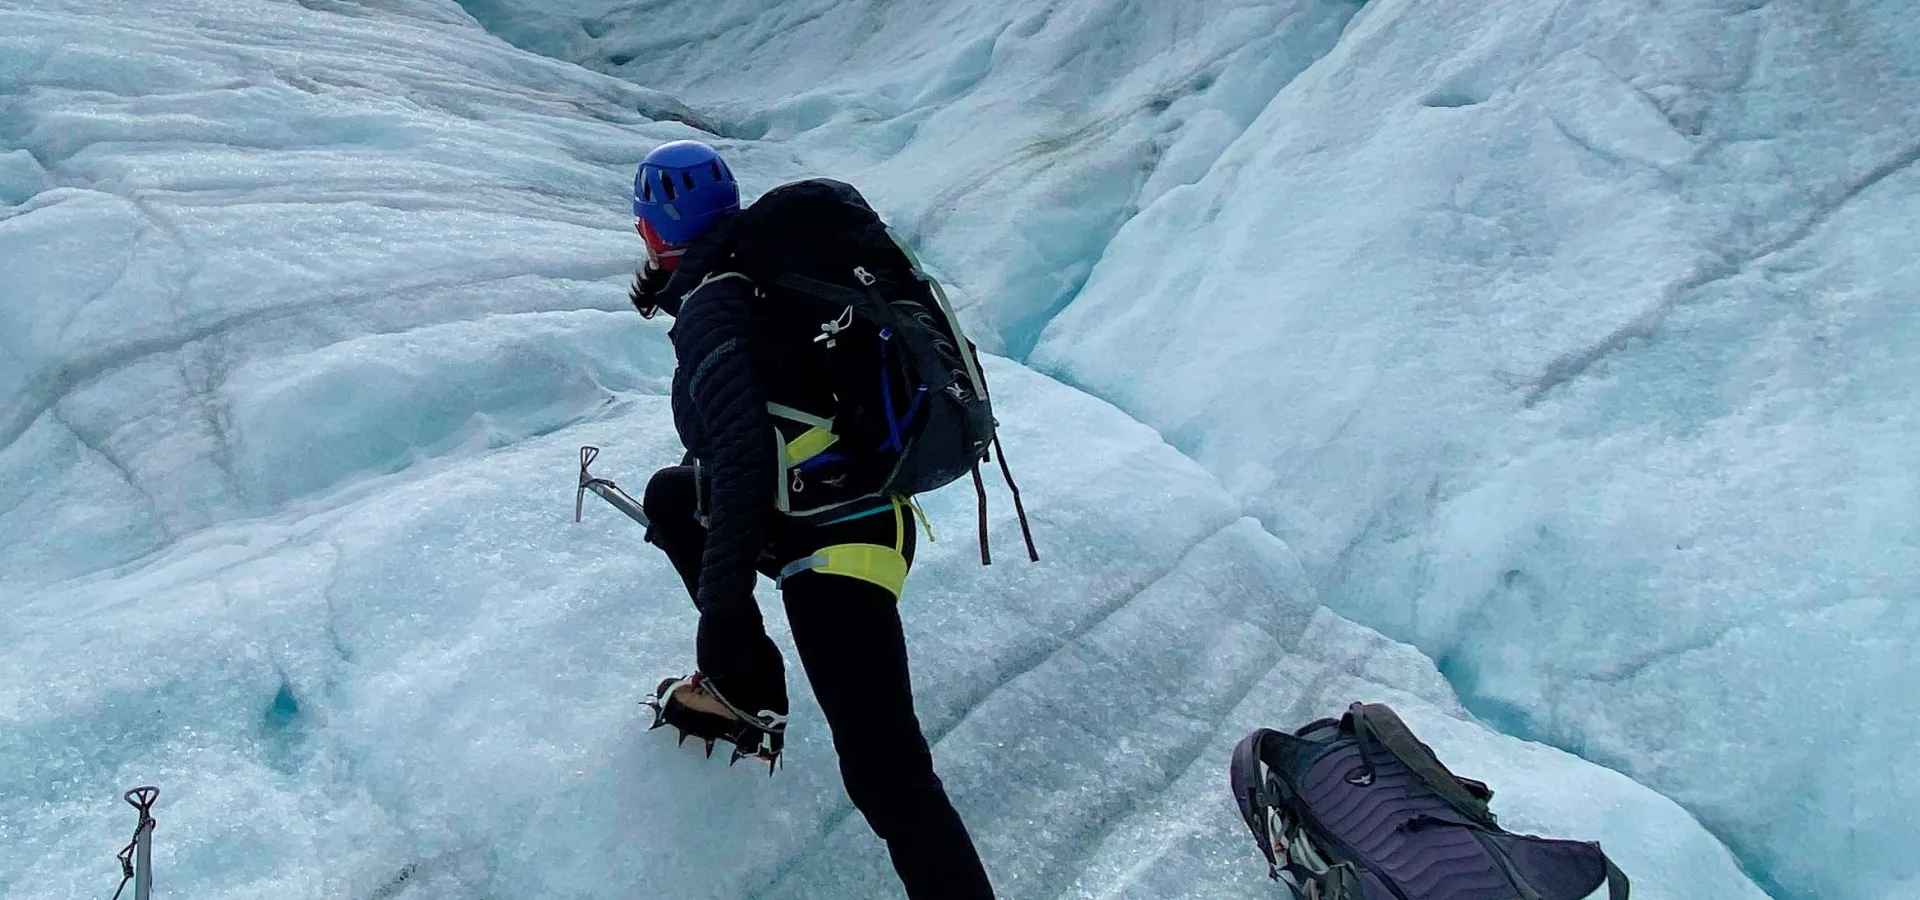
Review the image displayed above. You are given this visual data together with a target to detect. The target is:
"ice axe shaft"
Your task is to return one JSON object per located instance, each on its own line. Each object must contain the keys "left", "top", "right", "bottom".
{"left": 111, "top": 786, "right": 158, "bottom": 900}
{"left": 575, "top": 446, "right": 649, "bottom": 528}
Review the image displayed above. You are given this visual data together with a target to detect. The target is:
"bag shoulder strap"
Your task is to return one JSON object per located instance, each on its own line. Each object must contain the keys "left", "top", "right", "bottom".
{"left": 1349, "top": 702, "right": 1497, "bottom": 826}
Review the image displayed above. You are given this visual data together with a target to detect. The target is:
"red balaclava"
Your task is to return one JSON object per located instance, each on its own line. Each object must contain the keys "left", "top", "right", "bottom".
{"left": 637, "top": 218, "right": 688, "bottom": 271}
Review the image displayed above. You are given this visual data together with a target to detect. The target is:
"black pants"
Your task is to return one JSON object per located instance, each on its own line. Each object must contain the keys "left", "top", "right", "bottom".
{"left": 642, "top": 466, "right": 996, "bottom": 900}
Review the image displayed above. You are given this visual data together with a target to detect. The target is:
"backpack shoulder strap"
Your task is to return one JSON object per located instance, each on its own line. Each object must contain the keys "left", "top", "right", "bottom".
{"left": 682, "top": 270, "right": 754, "bottom": 303}
{"left": 1349, "top": 703, "right": 1497, "bottom": 826}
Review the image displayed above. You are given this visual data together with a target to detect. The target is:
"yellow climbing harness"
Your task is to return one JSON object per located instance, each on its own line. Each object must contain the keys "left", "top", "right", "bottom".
{"left": 776, "top": 496, "right": 923, "bottom": 598}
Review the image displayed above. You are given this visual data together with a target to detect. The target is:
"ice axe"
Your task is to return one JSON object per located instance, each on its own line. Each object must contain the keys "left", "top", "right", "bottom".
{"left": 574, "top": 445, "right": 649, "bottom": 527}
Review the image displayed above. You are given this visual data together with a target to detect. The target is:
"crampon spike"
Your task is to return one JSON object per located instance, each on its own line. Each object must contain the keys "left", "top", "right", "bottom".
{"left": 677, "top": 729, "right": 689, "bottom": 747}
{"left": 704, "top": 739, "right": 716, "bottom": 759}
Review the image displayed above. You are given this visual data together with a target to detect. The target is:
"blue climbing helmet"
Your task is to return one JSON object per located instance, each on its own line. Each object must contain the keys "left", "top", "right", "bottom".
{"left": 632, "top": 140, "right": 739, "bottom": 266}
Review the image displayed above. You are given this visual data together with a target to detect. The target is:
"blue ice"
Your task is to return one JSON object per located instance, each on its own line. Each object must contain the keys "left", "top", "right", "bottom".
{"left": 7, "top": 1, "right": 1894, "bottom": 899}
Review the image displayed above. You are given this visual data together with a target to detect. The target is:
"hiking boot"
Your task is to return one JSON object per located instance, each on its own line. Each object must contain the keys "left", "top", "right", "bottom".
{"left": 644, "top": 672, "right": 787, "bottom": 774}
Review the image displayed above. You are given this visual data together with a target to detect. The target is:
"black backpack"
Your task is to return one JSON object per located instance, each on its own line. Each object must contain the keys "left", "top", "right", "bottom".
{"left": 711, "top": 178, "right": 1036, "bottom": 563}
{"left": 1231, "top": 702, "right": 1631, "bottom": 900}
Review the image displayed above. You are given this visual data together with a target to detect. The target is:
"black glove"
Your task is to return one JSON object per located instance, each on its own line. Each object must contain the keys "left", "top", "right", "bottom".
{"left": 629, "top": 261, "right": 672, "bottom": 317}
{"left": 696, "top": 607, "right": 787, "bottom": 717}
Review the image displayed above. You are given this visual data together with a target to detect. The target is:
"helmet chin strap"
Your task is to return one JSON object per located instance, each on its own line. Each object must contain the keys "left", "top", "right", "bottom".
{"left": 653, "top": 247, "right": 686, "bottom": 270}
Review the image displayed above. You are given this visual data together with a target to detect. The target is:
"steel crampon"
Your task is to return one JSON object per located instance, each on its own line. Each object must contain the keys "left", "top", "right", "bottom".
{"left": 643, "top": 675, "right": 784, "bottom": 776}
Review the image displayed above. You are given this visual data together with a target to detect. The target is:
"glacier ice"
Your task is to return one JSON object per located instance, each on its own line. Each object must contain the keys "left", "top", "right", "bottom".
{"left": 475, "top": 1, "right": 1920, "bottom": 898}
{"left": 464, "top": 0, "right": 1372, "bottom": 358}
{"left": 1022, "top": 4, "right": 1920, "bottom": 899}
{"left": 0, "top": 0, "right": 1873, "bottom": 898}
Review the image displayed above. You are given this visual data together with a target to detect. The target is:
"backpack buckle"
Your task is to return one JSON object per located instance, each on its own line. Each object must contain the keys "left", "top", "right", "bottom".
{"left": 853, "top": 266, "right": 877, "bottom": 286}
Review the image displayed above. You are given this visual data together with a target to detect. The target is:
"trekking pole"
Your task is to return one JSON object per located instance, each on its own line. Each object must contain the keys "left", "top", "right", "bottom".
{"left": 110, "top": 786, "right": 158, "bottom": 900}
{"left": 575, "top": 446, "right": 649, "bottom": 527}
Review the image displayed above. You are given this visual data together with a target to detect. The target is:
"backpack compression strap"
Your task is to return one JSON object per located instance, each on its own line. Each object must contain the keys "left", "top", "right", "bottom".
{"left": 1600, "top": 856, "right": 1631, "bottom": 900}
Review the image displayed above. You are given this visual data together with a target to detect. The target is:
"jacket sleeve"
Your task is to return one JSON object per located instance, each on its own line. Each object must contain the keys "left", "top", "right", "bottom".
{"left": 682, "top": 282, "right": 776, "bottom": 622}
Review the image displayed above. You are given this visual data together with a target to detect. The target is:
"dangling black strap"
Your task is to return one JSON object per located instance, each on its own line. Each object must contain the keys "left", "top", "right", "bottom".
{"left": 992, "top": 433, "right": 1039, "bottom": 562}
{"left": 971, "top": 462, "right": 991, "bottom": 565}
